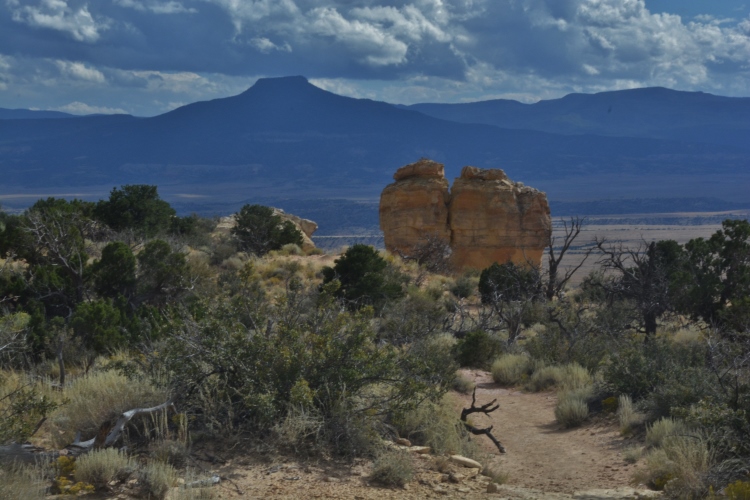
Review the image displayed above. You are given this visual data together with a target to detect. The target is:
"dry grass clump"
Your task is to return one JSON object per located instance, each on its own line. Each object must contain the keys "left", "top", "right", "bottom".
{"left": 452, "top": 372, "right": 476, "bottom": 394}
{"left": 49, "top": 370, "right": 168, "bottom": 448}
{"left": 491, "top": 354, "right": 531, "bottom": 386}
{"left": 554, "top": 386, "right": 593, "bottom": 428}
{"left": 636, "top": 433, "right": 713, "bottom": 495}
{"left": 394, "top": 394, "right": 478, "bottom": 458}
{"left": 524, "top": 363, "right": 592, "bottom": 392}
{"left": 0, "top": 465, "right": 47, "bottom": 500}
{"left": 646, "top": 417, "right": 687, "bottom": 449}
{"left": 370, "top": 449, "right": 414, "bottom": 488}
{"left": 273, "top": 405, "right": 325, "bottom": 454}
{"left": 151, "top": 439, "right": 189, "bottom": 467}
{"left": 75, "top": 448, "right": 136, "bottom": 487}
{"left": 617, "top": 395, "right": 645, "bottom": 435}
{"left": 482, "top": 466, "right": 510, "bottom": 485}
{"left": 138, "top": 460, "right": 178, "bottom": 499}
{"left": 622, "top": 445, "right": 644, "bottom": 464}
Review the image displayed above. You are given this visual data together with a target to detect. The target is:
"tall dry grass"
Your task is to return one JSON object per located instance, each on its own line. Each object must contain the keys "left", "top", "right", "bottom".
{"left": 48, "top": 370, "right": 168, "bottom": 447}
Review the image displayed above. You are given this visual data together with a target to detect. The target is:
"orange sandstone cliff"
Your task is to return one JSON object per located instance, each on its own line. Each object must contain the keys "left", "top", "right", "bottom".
{"left": 379, "top": 159, "right": 452, "bottom": 255}
{"left": 379, "top": 160, "right": 551, "bottom": 270}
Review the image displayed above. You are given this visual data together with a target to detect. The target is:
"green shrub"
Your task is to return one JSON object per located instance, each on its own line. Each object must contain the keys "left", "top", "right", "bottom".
{"left": 231, "top": 205, "right": 303, "bottom": 256}
{"left": 75, "top": 448, "right": 136, "bottom": 487}
{"left": 725, "top": 480, "right": 750, "bottom": 500}
{"left": 454, "top": 330, "right": 504, "bottom": 368}
{"left": 646, "top": 418, "right": 687, "bottom": 449}
{"left": 138, "top": 461, "right": 178, "bottom": 499}
{"left": 555, "top": 386, "right": 592, "bottom": 428}
{"left": 617, "top": 395, "right": 644, "bottom": 435}
{"left": 370, "top": 449, "right": 414, "bottom": 488}
{"left": 321, "top": 244, "right": 404, "bottom": 310}
{"left": 478, "top": 261, "right": 541, "bottom": 304}
{"left": 604, "top": 338, "right": 711, "bottom": 416}
{"left": 491, "top": 354, "right": 531, "bottom": 386}
{"left": 450, "top": 275, "right": 476, "bottom": 299}
{"left": 94, "top": 185, "right": 175, "bottom": 237}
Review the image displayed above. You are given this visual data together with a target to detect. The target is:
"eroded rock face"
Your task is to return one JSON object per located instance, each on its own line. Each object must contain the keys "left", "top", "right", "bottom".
{"left": 379, "top": 159, "right": 451, "bottom": 255}
{"left": 379, "top": 160, "right": 551, "bottom": 270}
{"left": 450, "top": 166, "right": 551, "bottom": 270}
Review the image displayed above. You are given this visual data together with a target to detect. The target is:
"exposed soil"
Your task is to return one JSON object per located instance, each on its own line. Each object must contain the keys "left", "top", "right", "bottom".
{"left": 161, "top": 370, "right": 655, "bottom": 500}
{"left": 454, "top": 369, "right": 641, "bottom": 494}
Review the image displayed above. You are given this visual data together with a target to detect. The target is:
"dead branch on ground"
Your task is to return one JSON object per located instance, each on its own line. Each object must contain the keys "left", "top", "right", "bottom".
{"left": 460, "top": 388, "right": 506, "bottom": 453}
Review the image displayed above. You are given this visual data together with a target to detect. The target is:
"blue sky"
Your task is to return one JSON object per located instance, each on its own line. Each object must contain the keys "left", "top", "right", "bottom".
{"left": 1, "top": 0, "right": 749, "bottom": 115}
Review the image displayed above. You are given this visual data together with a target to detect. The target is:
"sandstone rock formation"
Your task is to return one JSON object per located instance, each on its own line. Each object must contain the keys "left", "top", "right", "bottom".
{"left": 379, "top": 159, "right": 451, "bottom": 255}
{"left": 379, "top": 160, "right": 551, "bottom": 270}
{"left": 272, "top": 208, "right": 318, "bottom": 251}
{"left": 450, "top": 166, "right": 551, "bottom": 270}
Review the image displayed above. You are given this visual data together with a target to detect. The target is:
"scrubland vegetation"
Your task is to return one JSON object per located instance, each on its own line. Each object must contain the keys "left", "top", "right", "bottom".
{"left": 1, "top": 186, "right": 749, "bottom": 498}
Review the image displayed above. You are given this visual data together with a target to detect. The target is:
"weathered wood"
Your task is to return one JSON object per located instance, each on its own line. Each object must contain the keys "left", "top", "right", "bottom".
{"left": 0, "top": 398, "right": 176, "bottom": 463}
{"left": 103, "top": 399, "right": 176, "bottom": 447}
{"left": 460, "top": 388, "right": 506, "bottom": 454}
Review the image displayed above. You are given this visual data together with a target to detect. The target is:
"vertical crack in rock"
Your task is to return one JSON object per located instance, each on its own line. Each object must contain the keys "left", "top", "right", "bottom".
{"left": 379, "top": 159, "right": 552, "bottom": 270}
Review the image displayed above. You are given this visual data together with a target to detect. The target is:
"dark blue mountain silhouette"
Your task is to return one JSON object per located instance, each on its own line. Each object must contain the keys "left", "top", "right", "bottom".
{"left": 1, "top": 77, "right": 747, "bottom": 203}
{"left": 402, "top": 87, "right": 750, "bottom": 150}
{"left": 0, "top": 108, "right": 76, "bottom": 119}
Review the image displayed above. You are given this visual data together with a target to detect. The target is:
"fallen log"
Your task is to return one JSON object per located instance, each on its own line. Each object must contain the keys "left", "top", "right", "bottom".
{"left": 0, "top": 398, "right": 176, "bottom": 464}
{"left": 460, "top": 388, "right": 506, "bottom": 454}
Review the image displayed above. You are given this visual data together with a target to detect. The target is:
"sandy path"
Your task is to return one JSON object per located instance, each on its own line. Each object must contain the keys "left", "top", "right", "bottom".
{"left": 457, "top": 369, "right": 638, "bottom": 495}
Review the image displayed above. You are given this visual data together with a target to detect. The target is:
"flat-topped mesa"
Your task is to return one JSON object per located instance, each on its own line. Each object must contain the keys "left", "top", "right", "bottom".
{"left": 379, "top": 160, "right": 552, "bottom": 270}
{"left": 450, "top": 165, "right": 551, "bottom": 270}
{"left": 379, "top": 159, "right": 452, "bottom": 255}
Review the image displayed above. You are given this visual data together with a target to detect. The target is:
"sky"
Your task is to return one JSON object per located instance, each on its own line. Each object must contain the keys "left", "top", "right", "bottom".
{"left": 1, "top": 0, "right": 749, "bottom": 116}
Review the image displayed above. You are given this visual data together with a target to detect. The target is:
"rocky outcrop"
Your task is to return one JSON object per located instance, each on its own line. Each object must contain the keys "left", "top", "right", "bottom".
{"left": 379, "top": 160, "right": 551, "bottom": 270}
{"left": 216, "top": 208, "right": 318, "bottom": 251}
{"left": 379, "top": 159, "right": 451, "bottom": 255}
{"left": 450, "top": 166, "right": 551, "bottom": 270}
{"left": 272, "top": 208, "right": 318, "bottom": 251}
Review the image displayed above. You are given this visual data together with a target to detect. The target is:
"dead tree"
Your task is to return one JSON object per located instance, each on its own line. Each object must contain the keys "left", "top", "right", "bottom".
{"left": 460, "top": 388, "right": 506, "bottom": 453}
{"left": 396, "top": 233, "right": 453, "bottom": 285}
{"left": 546, "top": 217, "right": 593, "bottom": 301}
{"left": 595, "top": 238, "right": 674, "bottom": 337}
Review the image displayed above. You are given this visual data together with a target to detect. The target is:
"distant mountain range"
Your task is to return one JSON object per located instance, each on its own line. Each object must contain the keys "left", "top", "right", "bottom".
{"left": 0, "top": 108, "right": 76, "bottom": 120}
{"left": 401, "top": 87, "right": 750, "bottom": 151}
{"left": 1, "top": 76, "right": 748, "bottom": 215}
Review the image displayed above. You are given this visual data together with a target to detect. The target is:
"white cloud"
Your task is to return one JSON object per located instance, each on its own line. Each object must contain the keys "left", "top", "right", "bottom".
{"left": 309, "top": 7, "right": 409, "bottom": 66}
{"left": 249, "top": 37, "right": 292, "bottom": 53}
{"left": 9, "top": 0, "right": 110, "bottom": 42}
{"left": 114, "top": 0, "right": 197, "bottom": 15}
{"left": 55, "top": 60, "right": 105, "bottom": 82}
{"left": 54, "top": 101, "right": 128, "bottom": 114}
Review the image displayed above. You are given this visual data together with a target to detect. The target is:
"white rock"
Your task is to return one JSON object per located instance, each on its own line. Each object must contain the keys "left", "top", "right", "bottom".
{"left": 449, "top": 455, "right": 482, "bottom": 469}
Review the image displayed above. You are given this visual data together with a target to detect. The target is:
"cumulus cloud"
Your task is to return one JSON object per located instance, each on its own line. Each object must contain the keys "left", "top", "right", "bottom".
{"left": 53, "top": 101, "right": 128, "bottom": 114}
{"left": 8, "top": 0, "right": 110, "bottom": 42}
{"left": 55, "top": 60, "right": 105, "bottom": 82}
{"left": 249, "top": 37, "right": 292, "bottom": 53}
{"left": 1, "top": 0, "right": 749, "bottom": 114}
{"left": 114, "top": 0, "right": 197, "bottom": 15}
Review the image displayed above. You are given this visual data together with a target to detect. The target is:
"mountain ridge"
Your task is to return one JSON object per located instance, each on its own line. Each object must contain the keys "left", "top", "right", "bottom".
{"left": 1, "top": 77, "right": 748, "bottom": 208}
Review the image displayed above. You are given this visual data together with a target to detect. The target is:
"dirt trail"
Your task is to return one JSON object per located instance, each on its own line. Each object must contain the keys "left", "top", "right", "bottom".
{"left": 457, "top": 369, "right": 639, "bottom": 495}
{"left": 182, "top": 370, "right": 652, "bottom": 500}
